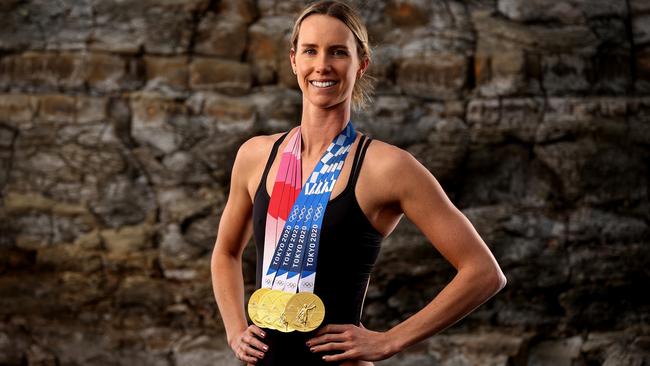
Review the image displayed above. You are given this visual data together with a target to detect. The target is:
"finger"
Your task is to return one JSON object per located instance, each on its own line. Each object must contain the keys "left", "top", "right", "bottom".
{"left": 242, "top": 333, "right": 268, "bottom": 353}
{"left": 308, "top": 332, "right": 349, "bottom": 346}
{"left": 241, "top": 343, "right": 266, "bottom": 359}
{"left": 237, "top": 349, "right": 258, "bottom": 364}
{"left": 322, "top": 349, "right": 357, "bottom": 362}
{"left": 248, "top": 324, "right": 266, "bottom": 339}
{"left": 310, "top": 341, "right": 349, "bottom": 353}
{"left": 315, "top": 324, "right": 350, "bottom": 336}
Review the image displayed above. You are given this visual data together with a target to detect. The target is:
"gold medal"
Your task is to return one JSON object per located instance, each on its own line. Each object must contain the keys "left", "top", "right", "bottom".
{"left": 248, "top": 288, "right": 270, "bottom": 327}
{"left": 257, "top": 289, "right": 283, "bottom": 328}
{"left": 270, "top": 292, "right": 294, "bottom": 332}
{"left": 285, "top": 292, "right": 325, "bottom": 332}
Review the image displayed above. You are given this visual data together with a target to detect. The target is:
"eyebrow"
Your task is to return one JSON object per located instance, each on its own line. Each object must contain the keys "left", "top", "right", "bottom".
{"left": 300, "top": 43, "right": 349, "bottom": 49}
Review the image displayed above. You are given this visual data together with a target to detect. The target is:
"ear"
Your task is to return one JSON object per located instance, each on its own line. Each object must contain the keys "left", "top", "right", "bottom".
{"left": 358, "top": 56, "right": 370, "bottom": 78}
{"left": 290, "top": 48, "right": 297, "bottom": 73}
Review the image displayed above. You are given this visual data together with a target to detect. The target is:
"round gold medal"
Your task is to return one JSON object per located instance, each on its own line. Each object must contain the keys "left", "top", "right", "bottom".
{"left": 248, "top": 288, "right": 270, "bottom": 328}
{"left": 270, "top": 292, "right": 294, "bottom": 332}
{"left": 285, "top": 292, "right": 325, "bottom": 332}
{"left": 257, "top": 289, "right": 284, "bottom": 328}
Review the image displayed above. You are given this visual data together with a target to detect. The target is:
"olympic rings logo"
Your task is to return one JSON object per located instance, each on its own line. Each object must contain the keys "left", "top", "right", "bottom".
{"left": 314, "top": 204, "right": 323, "bottom": 220}
{"left": 290, "top": 206, "right": 299, "bottom": 221}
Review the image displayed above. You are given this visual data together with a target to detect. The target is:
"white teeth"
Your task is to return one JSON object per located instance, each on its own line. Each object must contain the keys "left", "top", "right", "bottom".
{"left": 311, "top": 80, "right": 337, "bottom": 88}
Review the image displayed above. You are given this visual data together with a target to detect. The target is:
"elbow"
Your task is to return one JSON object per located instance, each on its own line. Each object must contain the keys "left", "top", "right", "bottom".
{"left": 491, "top": 268, "right": 507, "bottom": 293}
{"left": 496, "top": 271, "right": 507, "bottom": 292}
{"left": 472, "top": 265, "right": 507, "bottom": 294}
{"left": 211, "top": 242, "right": 243, "bottom": 269}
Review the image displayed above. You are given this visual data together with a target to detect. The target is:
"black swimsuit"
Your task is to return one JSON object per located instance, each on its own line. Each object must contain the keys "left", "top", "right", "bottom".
{"left": 251, "top": 130, "right": 384, "bottom": 365}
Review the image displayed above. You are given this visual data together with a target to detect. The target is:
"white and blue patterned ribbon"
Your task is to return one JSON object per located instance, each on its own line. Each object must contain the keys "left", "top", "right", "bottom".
{"left": 262, "top": 122, "right": 356, "bottom": 293}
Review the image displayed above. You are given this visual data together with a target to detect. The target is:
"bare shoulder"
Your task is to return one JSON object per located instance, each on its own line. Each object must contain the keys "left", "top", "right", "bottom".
{"left": 232, "top": 131, "right": 289, "bottom": 199}
{"left": 362, "top": 136, "right": 446, "bottom": 211}
{"left": 234, "top": 132, "right": 286, "bottom": 168}
{"left": 363, "top": 138, "right": 424, "bottom": 179}
{"left": 235, "top": 134, "right": 271, "bottom": 159}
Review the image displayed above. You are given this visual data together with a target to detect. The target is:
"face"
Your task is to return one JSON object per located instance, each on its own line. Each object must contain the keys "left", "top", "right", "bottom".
{"left": 290, "top": 14, "right": 368, "bottom": 110}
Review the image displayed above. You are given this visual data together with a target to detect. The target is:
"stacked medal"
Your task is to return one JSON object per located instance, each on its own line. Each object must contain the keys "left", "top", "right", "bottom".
{"left": 248, "top": 123, "right": 357, "bottom": 332}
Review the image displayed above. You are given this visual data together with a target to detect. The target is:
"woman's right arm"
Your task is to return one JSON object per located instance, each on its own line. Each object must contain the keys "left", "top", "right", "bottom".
{"left": 211, "top": 137, "right": 269, "bottom": 364}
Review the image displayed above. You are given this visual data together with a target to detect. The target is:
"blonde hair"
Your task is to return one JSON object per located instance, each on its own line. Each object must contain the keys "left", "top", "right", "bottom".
{"left": 290, "top": 0, "right": 375, "bottom": 111}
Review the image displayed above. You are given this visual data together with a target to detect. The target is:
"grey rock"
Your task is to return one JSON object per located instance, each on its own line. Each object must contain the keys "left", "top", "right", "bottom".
{"left": 473, "top": 11, "right": 600, "bottom": 53}
{"left": 26, "top": 344, "right": 58, "bottom": 366}
{"left": 497, "top": 0, "right": 627, "bottom": 23}
{"left": 370, "top": 45, "right": 402, "bottom": 93}
{"left": 457, "top": 144, "right": 560, "bottom": 207}
{"left": 397, "top": 53, "right": 468, "bottom": 100}
{"left": 246, "top": 16, "right": 294, "bottom": 85}
{"left": 629, "top": 97, "right": 650, "bottom": 144}
{"left": 0, "top": 52, "right": 86, "bottom": 92}
{"left": 0, "top": 94, "right": 38, "bottom": 127}
{"left": 156, "top": 186, "right": 219, "bottom": 223}
{"left": 567, "top": 207, "right": 648, "bottom": 243}
{"left": 0, "top": 52, "right": 142, "bottom": 93}
{"left": 91, "top": 174, "right": 156, "bottom": 228}
{"left": 534, "top": 138, "right": 648, "bottom": 205}
{"left": 0, "top": 330, "right": 28, "bottom": 365}
{"left": 0, "top": 0, "right": 93, "bottom": 51}
{"left": 536, "top": 97, "right": 628, "bottom": 143}
{"left": 0, "top": 2, "right": 46, "bottom": 50}
{"left": 528, "top": 336, "right": 583, "bottom": 366}
{"left": 249, "top": 86, "right": 302, "bottom": 133}
{"left": 90, "top": 0, "right": 208, "bottom": 54}
{"left": 475, "top": 50, "right": 543, "bottom": 96}
{"left": 541, "top": 53, "right": 592, "bottom": 95}
{"left": 257, "top": 0, "right": 305, "bottom": 17}
{"left": 467, "top": 98, "right": 544, "bottom": 144}
{"left": 130, "top": 92, "right": 188, "bottom": 155}
{"left": 408, "top": 114, "right": 469, "bottom": 181}
{"left": 160, "top": 222, "right": 201, "bottom": 261}
{"left": 188, "top": 92, "right": 257, "bottom": 135}
{"left": 143, "top": 56, "right": 190, "bottom": 95}
{"left": 568, "top": 242, "right": 647, "bottom": 286}
{"left": 632, "top": 11, "right": 650, "bottom": 46}
{"left": 194, "top": 13, "right": 248, "bottom": 59}
{"left": 172, "top": 334, "right": 240, "bottom": 366}
{"left": 116, "top": 276, "right": 174, "bottom": 310}
{"left": 354, "top": 95, "right": 426, "bottom": 146}
{"left": 189, "top": 58, "right": 252, "bottom": 94}
{"left": 161, "top": 151, "right": 215, "bottom": 185}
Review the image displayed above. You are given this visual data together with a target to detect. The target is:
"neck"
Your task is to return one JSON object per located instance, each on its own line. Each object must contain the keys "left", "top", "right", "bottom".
{"left": 299, "top": 99, "right": 351, "bottom": 159}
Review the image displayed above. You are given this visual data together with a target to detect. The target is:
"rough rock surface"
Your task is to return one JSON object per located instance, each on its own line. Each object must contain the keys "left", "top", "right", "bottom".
{"left": 0, "top": 0, "right": 648, "bottom": 365}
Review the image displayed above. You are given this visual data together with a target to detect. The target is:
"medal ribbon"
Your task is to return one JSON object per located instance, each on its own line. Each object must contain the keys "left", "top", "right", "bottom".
{"left": 262, "top": 122, "right": 356, "bottom": 293}
{"left": 261, "top": 128, "right": 302, "bottom": 278}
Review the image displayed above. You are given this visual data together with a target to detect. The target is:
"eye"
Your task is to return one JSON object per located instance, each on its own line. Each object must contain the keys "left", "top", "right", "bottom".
{"left": 303, "top": 48, "right": 316, "bottom": 55}
{"left": 333, "top": 49, "right": 348, "bottom": 56}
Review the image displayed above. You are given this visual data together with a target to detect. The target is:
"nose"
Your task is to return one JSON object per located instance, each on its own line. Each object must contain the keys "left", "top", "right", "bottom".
{"left": 315, "top": 53, "right": 332, "bottom": 74}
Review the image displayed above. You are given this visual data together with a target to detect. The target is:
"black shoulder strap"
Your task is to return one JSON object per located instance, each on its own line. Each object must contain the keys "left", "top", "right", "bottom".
{"left": 259, "top": 130, "right": 291, "bottom": 190}
{"left": 350, "top": 134, "right": 372, "bottom": 187}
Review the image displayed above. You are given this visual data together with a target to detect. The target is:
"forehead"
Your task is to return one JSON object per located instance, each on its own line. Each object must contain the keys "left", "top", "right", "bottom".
{"left": 297, "top": 14, "right": 356, "bottom": 46}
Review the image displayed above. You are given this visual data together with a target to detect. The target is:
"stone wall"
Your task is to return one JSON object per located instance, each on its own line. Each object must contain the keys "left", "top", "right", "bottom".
{"left": 0, "top": 0, "right": 649, "bottom": 365}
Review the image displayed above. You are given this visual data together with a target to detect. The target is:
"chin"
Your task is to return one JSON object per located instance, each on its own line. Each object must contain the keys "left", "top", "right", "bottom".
{"left": 305, "top": 95, "right": 348, "bottom": 110}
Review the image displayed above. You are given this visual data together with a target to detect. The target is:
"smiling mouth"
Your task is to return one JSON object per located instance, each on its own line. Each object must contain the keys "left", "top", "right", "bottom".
{"left": 310, "top": 80, "right": 338, "bottom": 88}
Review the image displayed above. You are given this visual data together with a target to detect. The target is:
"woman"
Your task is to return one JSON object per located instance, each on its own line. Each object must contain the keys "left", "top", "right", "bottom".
{"left": 211, "top": 1, "right": 507, "bottom": 365}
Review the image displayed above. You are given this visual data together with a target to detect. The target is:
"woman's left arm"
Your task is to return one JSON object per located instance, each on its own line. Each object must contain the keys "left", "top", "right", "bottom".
{"left": 308, "top": 146, "right": 508, "bottom": 362}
